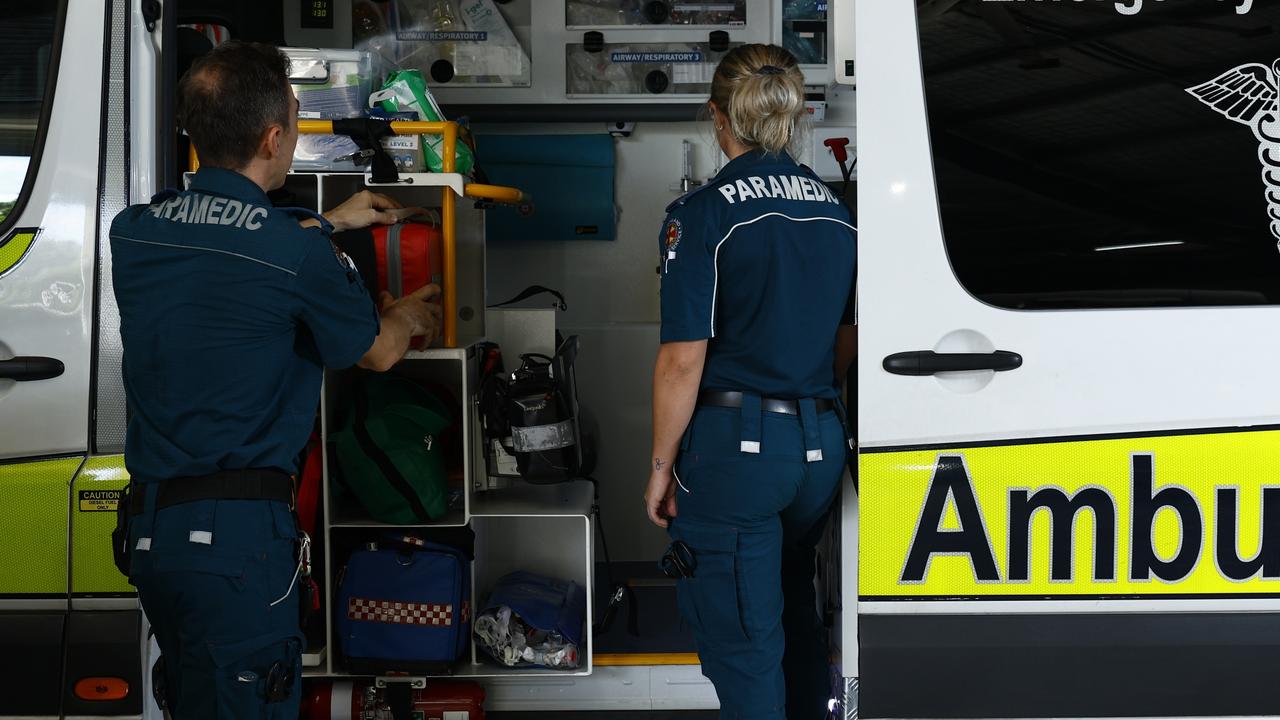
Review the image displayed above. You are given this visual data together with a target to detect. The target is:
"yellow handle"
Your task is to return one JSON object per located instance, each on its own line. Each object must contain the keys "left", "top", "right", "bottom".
{"left": 464, "top": 184, "right": 526, "bottom": 204}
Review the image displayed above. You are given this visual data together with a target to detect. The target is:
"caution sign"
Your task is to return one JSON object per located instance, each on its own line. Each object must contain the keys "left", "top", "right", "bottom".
{"left": 860, "top": 428, "right": 1280, "bottom": 599}
{"left": 78, "top": 489, "right": 121, "bottom": 513}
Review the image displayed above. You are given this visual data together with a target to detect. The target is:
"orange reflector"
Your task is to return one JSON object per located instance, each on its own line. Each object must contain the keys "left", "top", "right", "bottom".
{"left": 74, "top": 677, "right": 129, "bottom": 701}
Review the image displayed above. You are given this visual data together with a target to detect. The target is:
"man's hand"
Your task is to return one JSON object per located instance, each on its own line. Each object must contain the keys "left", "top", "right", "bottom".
{"left": 323, "top": 190, "right": 428, "bottom": 232}
{"left": 376, "top": 283, "right": 442, "bottom": 340}
{"left": 382, "top": 284, "right": 443, "bottom": 343}
{"left": 645, "top": 466, "right": 679, "bottom": 529}
{"left": 357, "top": 284, "right": 443, "bottom": 371}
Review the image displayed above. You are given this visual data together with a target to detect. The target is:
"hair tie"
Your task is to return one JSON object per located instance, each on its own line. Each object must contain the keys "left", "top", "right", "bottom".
{"left": 755, "top": 65, "right": 785, "bottom": 76}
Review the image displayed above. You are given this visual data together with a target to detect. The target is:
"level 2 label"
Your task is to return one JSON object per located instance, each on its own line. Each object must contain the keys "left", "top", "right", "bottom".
{"left": 79, "top": 489, "right": 121, "bottom": 512}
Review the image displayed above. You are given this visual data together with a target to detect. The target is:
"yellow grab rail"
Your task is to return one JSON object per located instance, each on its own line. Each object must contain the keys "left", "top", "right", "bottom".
{"left": 464, "top": 183, "right": 526, "bottom": 205}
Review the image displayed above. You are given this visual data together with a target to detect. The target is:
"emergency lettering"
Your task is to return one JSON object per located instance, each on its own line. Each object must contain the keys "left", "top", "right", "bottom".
{"left": 717, "top": 175, "right": 841, "bottom": 205}
{"left": 149, "top": 193, "right": 269, "bottom": 229}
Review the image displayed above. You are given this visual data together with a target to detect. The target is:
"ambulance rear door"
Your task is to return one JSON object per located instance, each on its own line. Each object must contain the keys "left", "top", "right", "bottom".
{"left": 855, "top": 1, "right": 1280, "bottom": 717}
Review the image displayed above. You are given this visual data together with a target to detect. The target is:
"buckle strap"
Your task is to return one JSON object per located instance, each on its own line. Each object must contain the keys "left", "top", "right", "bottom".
{"left": 698, "top": 390, "right": 835, "bottom": 416}
{"left": 128, "top": 469, "right": 293, "bottom": 514}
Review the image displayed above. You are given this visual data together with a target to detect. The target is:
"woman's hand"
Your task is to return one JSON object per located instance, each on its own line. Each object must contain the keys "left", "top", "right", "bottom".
{"left": 645, "top": 464, "right": 679, "bottom": 529}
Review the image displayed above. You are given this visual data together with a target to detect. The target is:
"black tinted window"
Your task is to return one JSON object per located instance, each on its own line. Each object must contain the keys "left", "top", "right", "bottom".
{"left": 921, "top": 1, "right": 1280, "bottom": 308}
{"left": 0, "top": 2, "right": 59, "bottom": 225}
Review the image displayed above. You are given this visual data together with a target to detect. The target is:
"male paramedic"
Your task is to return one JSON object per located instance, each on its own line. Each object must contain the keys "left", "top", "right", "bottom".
{"left": 109, "top": 41, "right": 438, "bottom": 718}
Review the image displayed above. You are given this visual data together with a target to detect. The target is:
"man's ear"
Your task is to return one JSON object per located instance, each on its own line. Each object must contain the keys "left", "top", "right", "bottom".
{"left": 259, "top": 124, "right": 284, "bottom": 161}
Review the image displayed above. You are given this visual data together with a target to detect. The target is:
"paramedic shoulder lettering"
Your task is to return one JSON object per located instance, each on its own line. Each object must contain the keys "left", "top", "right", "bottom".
{"left": 717, "top": 174, "right": 842, "bottom": 205}
{"left": 147, "top": 193, "right": 270, "bottom": 230}
{"left": 1187, "top": 60, "right": 1280, "bottom": 251}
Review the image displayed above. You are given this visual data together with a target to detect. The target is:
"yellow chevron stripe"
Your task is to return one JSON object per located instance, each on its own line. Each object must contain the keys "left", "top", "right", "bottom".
{"left": 0, "top": 230, "right": 39, "bottom": 277}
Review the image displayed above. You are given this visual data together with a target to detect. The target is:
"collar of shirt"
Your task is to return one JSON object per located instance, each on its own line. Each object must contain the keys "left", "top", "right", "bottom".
{"left": 188, "top": 166, "right": 272, "bottom": 205}
{"left": 717, "top": 148, "right": 796, "bottom": 181}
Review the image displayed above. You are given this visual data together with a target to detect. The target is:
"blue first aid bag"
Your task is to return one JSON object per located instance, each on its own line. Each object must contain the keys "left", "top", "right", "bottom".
{"left": 484, "top": 571, "right": 587, "bottom": 647}
{"left": 475, "top": 571, "right": 588, "bottom": 668}
{"left": 337, "top": 535, "right": 471, "bottom": 674}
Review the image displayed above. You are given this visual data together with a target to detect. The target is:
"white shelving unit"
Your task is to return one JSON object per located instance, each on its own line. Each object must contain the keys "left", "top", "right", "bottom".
{"left": 282, "top": 171, "right": 593, "bottom": 684}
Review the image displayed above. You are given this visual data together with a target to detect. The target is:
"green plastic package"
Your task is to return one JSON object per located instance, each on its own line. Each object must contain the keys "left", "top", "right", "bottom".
{"left": 371, "top": 69, "right": 475, "bottom": 175}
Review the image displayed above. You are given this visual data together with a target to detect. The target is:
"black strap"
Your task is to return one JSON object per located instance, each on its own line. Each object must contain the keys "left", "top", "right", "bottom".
{"left": 489, "top": 285, "right": 567, "bottom": 311}
{"left": 698, "top": 390, "right": 835, "bottom": 416}
{"left": 587, "top": 477, "right": 640, "bottom": 637}
{"left": 332, "top": 118, "right": 400, "bottom": 184}
{"left": 128, "top": 469, "right": 294, "bottom": 514}
{"left": 353, "top": 380, "right": 432, "bottom": 522}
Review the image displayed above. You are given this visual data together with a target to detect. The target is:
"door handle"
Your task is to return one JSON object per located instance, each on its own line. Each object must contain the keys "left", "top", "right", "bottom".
{"left": 883, "top": 351, "right": 1022, "bottom": 376}
{"left": 0, "top": 356, "right": 65, "bottom": 381}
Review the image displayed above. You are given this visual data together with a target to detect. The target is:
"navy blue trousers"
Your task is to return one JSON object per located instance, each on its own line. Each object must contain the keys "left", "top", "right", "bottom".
{"left": 129, "top": 489, "right": 303, "bottom": 719}
{"left": 669, "top": 401, "right": 846, "bottom": 720}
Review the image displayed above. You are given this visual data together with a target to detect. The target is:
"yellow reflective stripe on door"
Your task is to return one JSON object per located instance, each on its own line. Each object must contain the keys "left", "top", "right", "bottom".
{"left": 71, "top": 455, "right": 133, "bottom": 595}
{"left": 860, "top": 427, "right": 1280, "bottom": 599}
{"left": 0, "top": 228, "right": 40, "bottom": 278}
{"left": 0, "top": 456, "right": 78, "bottom": 595}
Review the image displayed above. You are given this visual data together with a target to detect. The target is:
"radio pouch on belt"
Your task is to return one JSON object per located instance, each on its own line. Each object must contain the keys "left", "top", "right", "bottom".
{"left": 111, "top": 483, "right": 132, "bottom": 581}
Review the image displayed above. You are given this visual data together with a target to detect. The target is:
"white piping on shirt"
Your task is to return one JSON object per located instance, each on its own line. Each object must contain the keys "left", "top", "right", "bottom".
{"left": 112, "top": 234, "right": 299, "bottom": 276}
{"left": 709, "top": 214, "right": 857, "bottom": 337}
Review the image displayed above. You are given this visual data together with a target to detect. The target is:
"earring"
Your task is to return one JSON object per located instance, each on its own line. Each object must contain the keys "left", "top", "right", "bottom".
{"left": 715, "top": 124, "right": 725, "bottom": 131}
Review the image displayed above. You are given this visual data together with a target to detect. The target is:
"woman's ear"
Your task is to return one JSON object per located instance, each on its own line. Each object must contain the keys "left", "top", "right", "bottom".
{"left": 708, "top": 101, "right": 725, "bottom": 131}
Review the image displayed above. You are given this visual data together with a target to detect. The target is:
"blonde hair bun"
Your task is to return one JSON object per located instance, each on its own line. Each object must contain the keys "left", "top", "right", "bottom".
{"left": 711, "top": 44, "right": 807, "bottom": 155}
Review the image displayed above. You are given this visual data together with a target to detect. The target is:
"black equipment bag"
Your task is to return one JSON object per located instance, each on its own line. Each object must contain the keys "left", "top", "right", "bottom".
{"left": 480, "top": 335, "right": 595, "bottom": 485}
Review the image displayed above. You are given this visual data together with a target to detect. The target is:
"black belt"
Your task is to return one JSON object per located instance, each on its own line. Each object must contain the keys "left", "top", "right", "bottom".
{"left": 128, "top": 469, "right": 294, "bottom": 515}
{"left": 698, "top": 390, "right": 835, "bottom": 416}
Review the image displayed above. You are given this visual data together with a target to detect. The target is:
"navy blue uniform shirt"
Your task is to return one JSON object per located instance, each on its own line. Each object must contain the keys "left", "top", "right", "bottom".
{"left": 659, "top": 149, "right": 856, "bottom": 399}
{"left": 110, "top": 167, "right": 379, "bottom": 483}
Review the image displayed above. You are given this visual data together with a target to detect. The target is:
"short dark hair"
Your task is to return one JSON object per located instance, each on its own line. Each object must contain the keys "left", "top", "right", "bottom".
{"left": 178, "top": 41, "right": 292, "bottom": 170}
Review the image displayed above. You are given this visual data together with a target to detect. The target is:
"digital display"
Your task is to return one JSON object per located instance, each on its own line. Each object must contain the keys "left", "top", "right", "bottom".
{"left": 300, "top": 0, "right": 333, "bottom": 29}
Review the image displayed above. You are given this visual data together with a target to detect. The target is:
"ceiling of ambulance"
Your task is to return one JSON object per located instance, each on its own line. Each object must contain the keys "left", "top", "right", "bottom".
{"left": 917, "top": 0, "right": 1280, "bottom": 306}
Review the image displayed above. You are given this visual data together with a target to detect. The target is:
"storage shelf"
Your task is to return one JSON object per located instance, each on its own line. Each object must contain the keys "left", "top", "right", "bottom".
{"left": 400, "top": 338, "right": 484, "bottom": 362}
{"left": 471, "top": 480, "right": 594, "bottom": 517}
{"left": 284, "top": 170, "right": 468, "bottom": 197}
{"left": 366, "top": 173, "right": 466, "bottom": 196}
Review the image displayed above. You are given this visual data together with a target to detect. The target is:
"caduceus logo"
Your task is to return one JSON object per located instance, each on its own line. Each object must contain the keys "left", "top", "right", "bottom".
{"left": 1187, "top": 61, "right": 1280, "bottom": 251}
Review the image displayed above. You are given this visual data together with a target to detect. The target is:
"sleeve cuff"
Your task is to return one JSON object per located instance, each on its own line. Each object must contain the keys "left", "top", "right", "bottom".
{"left": 660, "top": 325, "right": 712, "bottom": 343}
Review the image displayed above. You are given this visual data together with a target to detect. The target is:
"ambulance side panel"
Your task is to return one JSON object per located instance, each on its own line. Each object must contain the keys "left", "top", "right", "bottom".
{"left": 857, "top": 1, "right": 1280, "bottom": 716}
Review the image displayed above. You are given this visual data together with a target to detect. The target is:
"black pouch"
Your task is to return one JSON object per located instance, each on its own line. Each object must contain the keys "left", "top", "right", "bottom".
{"left": 111, "top": 484, "right": 132, "bottom": 580}
{"left": 299, "top": 574, "right": 319, "bottom": 628}
{"left": 151, "top": 652, "right": 169, "bottom": 711}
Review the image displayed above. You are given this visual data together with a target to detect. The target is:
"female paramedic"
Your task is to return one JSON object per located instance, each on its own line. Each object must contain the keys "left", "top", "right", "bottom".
{"left": 644, "top": 44, "right": 857, "bottom": 720}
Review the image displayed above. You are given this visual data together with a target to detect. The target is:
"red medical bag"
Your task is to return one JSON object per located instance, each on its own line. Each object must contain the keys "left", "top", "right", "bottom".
{"left": 371, "top": 222, "right": 443, "bottom": 300}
